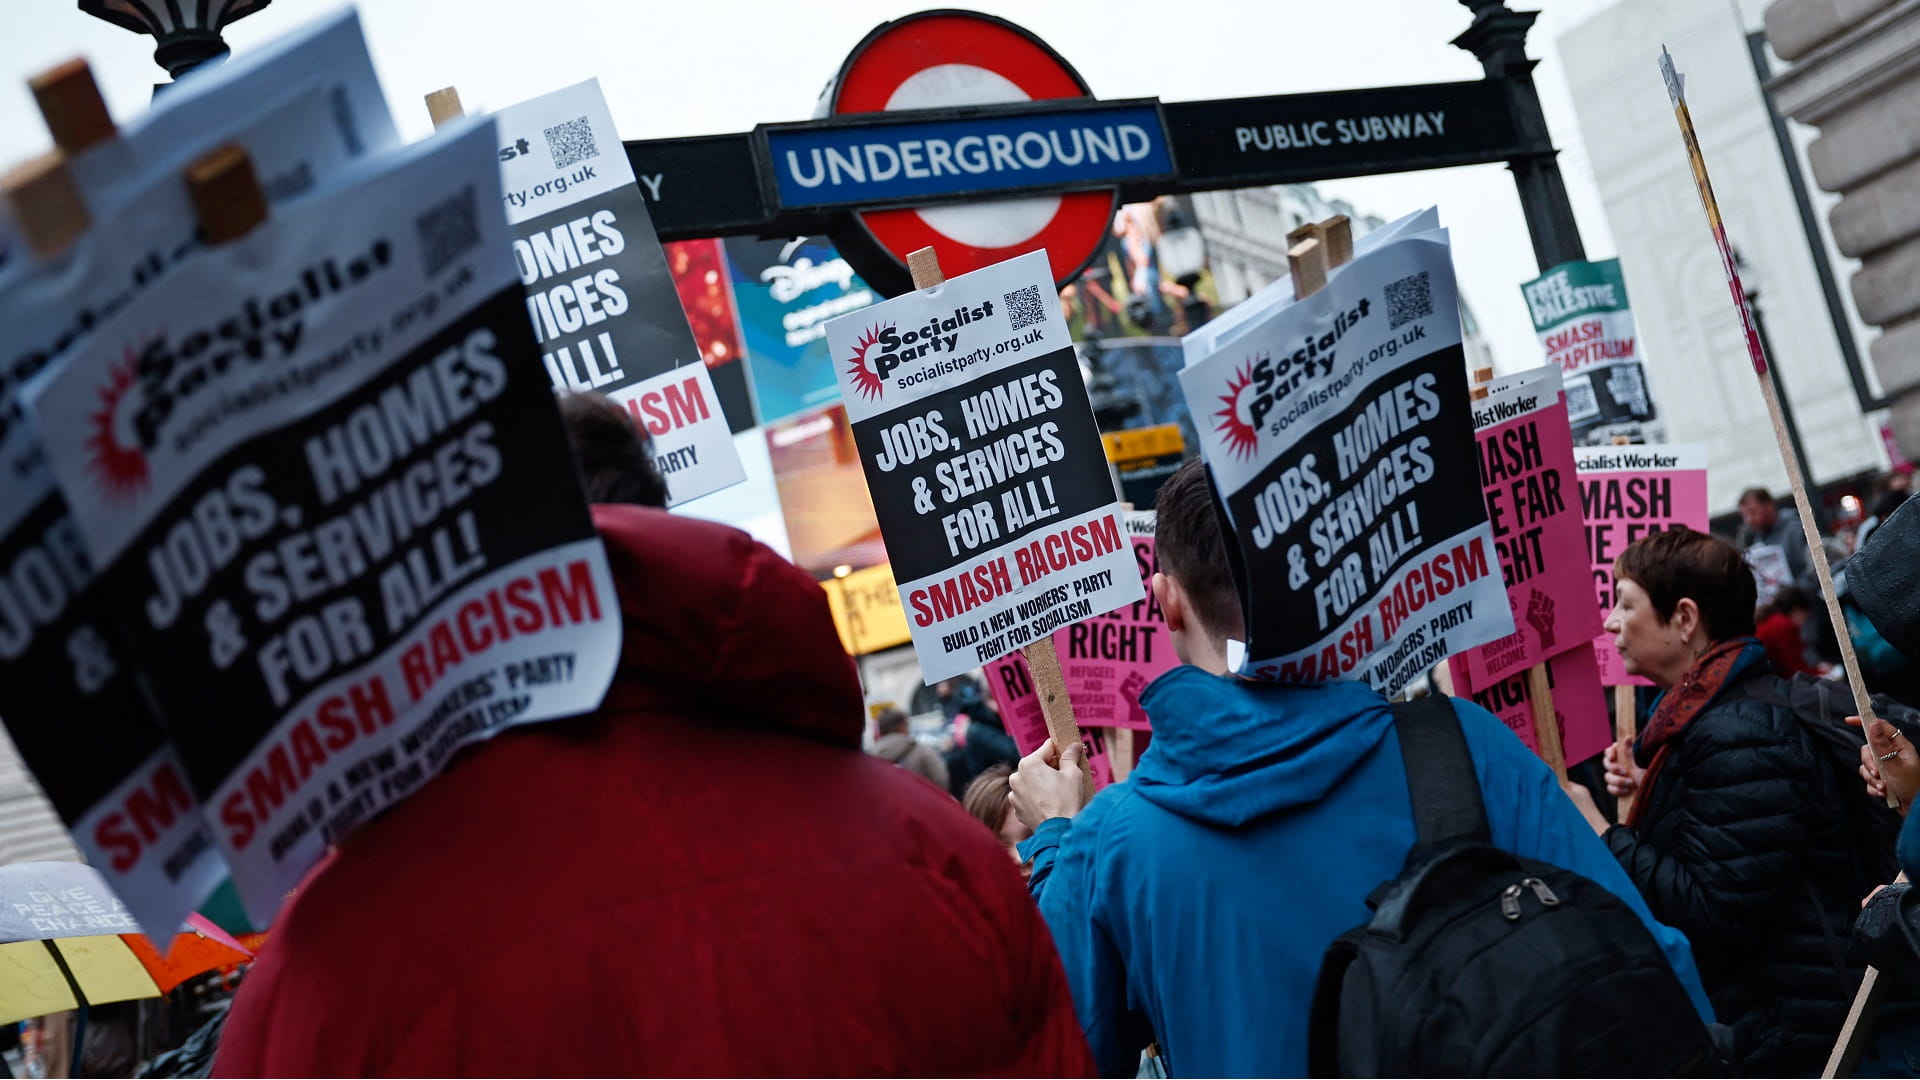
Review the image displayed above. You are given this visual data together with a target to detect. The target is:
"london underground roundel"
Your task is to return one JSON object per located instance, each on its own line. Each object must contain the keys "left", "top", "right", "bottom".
{"left": 823, "top": 10, "right": 1118, "bottom": 296}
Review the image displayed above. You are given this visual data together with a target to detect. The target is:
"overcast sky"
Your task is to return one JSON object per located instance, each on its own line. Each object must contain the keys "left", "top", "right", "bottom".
{"left": 0, "top": 0, "right": 1628, "bottom": 374}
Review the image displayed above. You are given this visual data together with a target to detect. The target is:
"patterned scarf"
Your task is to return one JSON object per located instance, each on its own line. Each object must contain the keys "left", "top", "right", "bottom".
{"left": 1625, "top": 637, "right": 1767, "bottom": 829}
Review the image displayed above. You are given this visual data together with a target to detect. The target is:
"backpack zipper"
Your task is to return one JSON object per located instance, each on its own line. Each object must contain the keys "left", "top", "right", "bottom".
{"left": 1500, "top": 878, "right": 1560, "bottom": 921}
{"left": 1523, "top": 877, "right": 1560, "bottom": 906}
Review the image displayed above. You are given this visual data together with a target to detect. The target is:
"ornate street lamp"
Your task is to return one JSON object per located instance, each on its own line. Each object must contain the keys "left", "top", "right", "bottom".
{"left": 78, "top": 0, "right": 272, "bottom": 80}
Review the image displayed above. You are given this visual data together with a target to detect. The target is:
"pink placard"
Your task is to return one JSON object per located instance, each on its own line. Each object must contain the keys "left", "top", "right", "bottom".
{"left": 1454, "top": 370, "right": 1602, "bottom": 692}
{"left": 1573, "top": 445, "right": 1711, "bottom": 685}
{"left": 982, "top": 510, "right": 1167, "bottom": 791}
{"left": 983, "top": 652, "right": 1118, "bottom": 790}
{"left": 1454, "top": 641, "right": 1612, "bottom": 766}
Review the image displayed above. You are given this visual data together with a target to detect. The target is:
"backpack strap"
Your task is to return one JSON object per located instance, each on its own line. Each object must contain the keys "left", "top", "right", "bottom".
{"left": 1390, "top": 695, "right": 1492, "bottom": 847}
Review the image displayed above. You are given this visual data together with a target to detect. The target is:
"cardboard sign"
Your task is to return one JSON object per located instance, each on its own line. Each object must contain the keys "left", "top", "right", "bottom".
{"left": 495, "top": 79, "right": 743, "bottom": 506}
{"left": 981, "top": 509, "right": 1171, "bottom": 736}
{"left": 1454, "top": 641, "right": 1612, "bottom": 766}
{"left": 824, "top": 249, "right": 1141, "bottom": 683}
{"left": 25, "top": 121, "right": 621, "bottom": 925}
{"left": 1520, "top": 259, "right": 1656, "bottom": 437}
{"left": 1451, "top": 366, "right": 1600, "bottom": 691}
{"left": 1178, "top": 212, "right": 1511, "bottom": 694}
{"left": 0, "top": 13, "right": 398, "bottom": 937}
{"left": 985, "top": 664, "right": 1138, "bottom": 792}
{"left": 1573, "top": 444, "right": 1710, "bottom": 685}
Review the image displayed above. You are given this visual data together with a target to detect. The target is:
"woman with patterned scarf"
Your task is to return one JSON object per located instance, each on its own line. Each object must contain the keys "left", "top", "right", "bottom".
{"left": 1560, "top": 527, "right": 1862, "bottom": 1074}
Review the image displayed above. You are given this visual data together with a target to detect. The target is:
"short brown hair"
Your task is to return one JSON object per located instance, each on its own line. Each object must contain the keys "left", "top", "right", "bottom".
{"left": 557, "top": 391, "right": 669, "bottom": 507}
{"left": 1153, "top": 457, "right": 1245, "bottom": 639}
{"left": 875, "top": 706, "right": 908, "bottom": 735}
{"left": 1738, "top": 487, "right": 1775, "bottom": 508}
{"left": 1614, "top": 526, "right": 1757, "bottom": 640}
{"left": 962, "top": 763, "right": 1015, "bottom": 835}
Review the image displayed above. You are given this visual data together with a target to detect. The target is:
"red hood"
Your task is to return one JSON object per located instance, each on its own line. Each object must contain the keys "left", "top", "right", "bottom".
{"left": 590, "top": 504, "right": 862, "bottom": 749}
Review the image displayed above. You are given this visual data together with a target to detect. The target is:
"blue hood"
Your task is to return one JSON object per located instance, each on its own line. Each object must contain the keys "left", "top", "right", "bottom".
{"left": 1131, "top": 667, "right": 1395, "bottom": 827}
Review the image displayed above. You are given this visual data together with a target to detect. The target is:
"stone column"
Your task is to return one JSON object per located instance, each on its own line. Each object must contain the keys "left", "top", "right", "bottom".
{"left": 1767, "top": 0, "right": 1920, "bottom": 458}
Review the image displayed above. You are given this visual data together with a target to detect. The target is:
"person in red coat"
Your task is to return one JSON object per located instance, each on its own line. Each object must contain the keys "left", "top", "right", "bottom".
{"left": 214, "top": 505, "right": 1094, "bottom": 1077}
{"left": 1755, "top": 585, "right": 1827, "bottom": 678}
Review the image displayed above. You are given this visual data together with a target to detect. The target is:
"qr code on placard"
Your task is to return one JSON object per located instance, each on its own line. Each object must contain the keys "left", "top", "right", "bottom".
{"left": 1005, "top": 285, "right": 1046, "bottom": 331}
{"left": 1564, "top": 379, "right": 1600, "bottom": 420}
{"left": 414, "top": 184, "right": 480, "bottom": 276}
{"left": 544, "top": 115, "right": 598, "bottom": 170}
{"left": 1384, "top": 271, "right": 1433, "bottom": 329}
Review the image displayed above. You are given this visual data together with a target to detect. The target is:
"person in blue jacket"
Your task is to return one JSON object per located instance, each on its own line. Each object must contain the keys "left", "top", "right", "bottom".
{"left": 1009, "top": 459, "right": 1714, "bottom": 1078}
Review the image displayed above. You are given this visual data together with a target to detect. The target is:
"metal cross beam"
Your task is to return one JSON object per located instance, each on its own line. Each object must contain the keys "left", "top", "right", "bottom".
{"left": 626, "top": 78, "right": 1541, "bottom": 245}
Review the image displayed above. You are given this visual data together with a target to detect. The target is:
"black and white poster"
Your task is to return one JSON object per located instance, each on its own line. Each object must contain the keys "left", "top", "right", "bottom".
{"left": 0, "top": 9, "right": 398, "bottom": 938}
{"left": 24, "top": 120, "right": 621, "bottom": 926}
{"left": 1179, "top": 211, "right": 1510, "bottom": 694}
{"left": 825, "top": 250, "right": 1140, "bottom": 682}
{"left": 495, "top": 79, "right": 742, "bottom": 505}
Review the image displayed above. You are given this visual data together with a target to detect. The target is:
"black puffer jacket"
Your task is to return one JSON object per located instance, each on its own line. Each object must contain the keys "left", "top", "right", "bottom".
{"left": 1604, "top": 667, "right": 1862, "bottom": 1075}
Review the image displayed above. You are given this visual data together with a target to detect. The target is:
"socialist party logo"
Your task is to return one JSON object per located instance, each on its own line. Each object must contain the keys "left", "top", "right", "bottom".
{"left": 842, "top": 300, "right": 996, "bottom": 401}
{"left": 1214, "top": 358, "right": 1262, "bottom": 460}
{"left": 1212, "top": 296, "right": 1374, "bottom": 459}
{"left": 87, "top": 349, "right": 151, "bottom": 500}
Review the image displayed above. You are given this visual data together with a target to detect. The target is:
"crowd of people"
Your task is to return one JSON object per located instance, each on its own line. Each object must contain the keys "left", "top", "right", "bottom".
{"left": 188, "top": 390, "right": 1920, "bottom": 1076}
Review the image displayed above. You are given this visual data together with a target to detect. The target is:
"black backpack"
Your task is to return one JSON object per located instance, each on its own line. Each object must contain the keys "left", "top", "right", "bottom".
{"left": 1306, "top": 696, "right": 1720, "bottom": 1077}
{"left": 1737, "top": 673, "right": 1904, "bottom": 891}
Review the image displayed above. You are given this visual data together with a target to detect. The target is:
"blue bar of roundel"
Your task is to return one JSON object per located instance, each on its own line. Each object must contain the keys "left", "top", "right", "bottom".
{"left": 767, "top": 105, "right": 1171, "bottom": 209}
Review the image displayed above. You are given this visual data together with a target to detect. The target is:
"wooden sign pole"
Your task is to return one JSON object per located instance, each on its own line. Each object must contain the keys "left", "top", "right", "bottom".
{"left": 30, "top": 59, "right": 115, "bottom": 156}
{"left": 185, "top": 144, "right": 268, "bottom": 246}
{"left": 1607, "top": 436, "right": 1640, "bottom": 821}
{"left": 425, "top": 86, "right": 465, "bottom": 128}
{"left": 1659, "top": 49, "right": 1892, "bottom": 1077}
{"left": 905, "top": 246, "right": 1091, "bottom": 800}
{"left": 1613, "top": 684, "right": 1638, "bottom": 822}
{"left": 1108, "top": 728, "right": 1136, "bottom": 783}
{"left": 1525, "top": 666, "right": 1568, "bottom": 782}
{"left": 5, "top": 59, "right": 116, "bottom": 261}
{"left": 2, "top": 154, "right": 88, "bottom": 260}
{"left": 1467, "top": 367, "right": 1567, "bottom": 782}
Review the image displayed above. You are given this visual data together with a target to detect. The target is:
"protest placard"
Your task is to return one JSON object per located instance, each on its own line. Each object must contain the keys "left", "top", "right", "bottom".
{"left": 1450, "top": 365, "right": 1600, "bottom": 691}
{"left": 988, "top": 674, "right": 1126, "bottom": 791}
{"left": 1574, "top": 444, "right": 1709, "bottom": 685}
{"left": 1520, "top": 258, "right": 1655, "bottom": 440}
{"left": 824, "top": 249, "right": 1141, "bottom": 684}
{"left": 1451, "top": 641, "right": 1611, "bottom": 766}
{"left": 486, "top": 79, "right": 743, "bottom": 505}
{"left": 24, "top": 121, "right": 622, "bottom": 925}
{"left": 986, "top": 661, "right": 1149, "bottom": 792}
{"left": 1178, "top": 211, "right": 1511, "bottom": 694}
{"left": 982, "top": 509, "right": 1170, "bottom": 734}
{"left": 0, "top": 20, "right": 399, "bottom": 937}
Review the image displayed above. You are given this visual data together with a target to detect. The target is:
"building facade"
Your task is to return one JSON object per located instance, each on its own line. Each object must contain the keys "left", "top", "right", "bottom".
{"left": 1766, "top": 0, "right": 1920, "bottom": 461}
{"left": 1557, "top": 0, "right": 1889, "bottom": 511}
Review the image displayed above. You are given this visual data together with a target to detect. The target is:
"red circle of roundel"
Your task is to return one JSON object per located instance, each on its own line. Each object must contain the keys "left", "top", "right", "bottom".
{"left": 830, "top": 11, "right": 1116, "bottom": 288}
